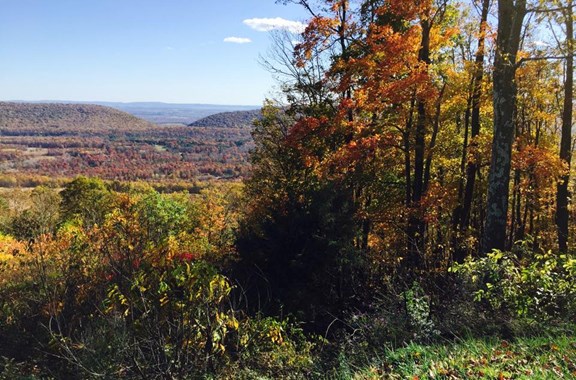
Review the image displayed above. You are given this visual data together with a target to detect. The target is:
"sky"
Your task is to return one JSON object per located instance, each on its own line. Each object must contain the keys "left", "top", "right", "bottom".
{"left": 0, "top": 0, "right": 309, "bottom": 106}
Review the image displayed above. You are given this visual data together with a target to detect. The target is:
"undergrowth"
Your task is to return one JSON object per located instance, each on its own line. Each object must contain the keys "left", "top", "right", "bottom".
{"left": 330, "top": 333, "right": 576, "bottom": 379}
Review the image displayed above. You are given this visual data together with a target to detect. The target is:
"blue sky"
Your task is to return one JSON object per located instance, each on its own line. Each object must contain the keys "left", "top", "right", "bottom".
{"left": 0, "top": 0, "right": 308, "bottom": 105}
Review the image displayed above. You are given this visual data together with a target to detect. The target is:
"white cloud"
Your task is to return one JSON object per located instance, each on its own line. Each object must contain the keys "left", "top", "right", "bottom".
{"left": 223, "top": 37, "right": 252, "bottom": 44}
{"left": 243, "top": 17, "right": 306, "bottom": 34}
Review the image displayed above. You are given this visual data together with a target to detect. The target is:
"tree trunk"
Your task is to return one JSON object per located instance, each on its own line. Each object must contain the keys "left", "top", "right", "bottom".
{"left": 423, "top": 82, "right": 446, "bottom": 192}
{"left": 556, "top": 2, "right": 573, "bottom": 253}
{"left": 407, "top": 19, "right": 431, "bottom": 269}
{"left": 482, "top": 0, "right": 526, "bottom": 253}
{"left": 460, "top": 0, "right": 491, "bottom": 234}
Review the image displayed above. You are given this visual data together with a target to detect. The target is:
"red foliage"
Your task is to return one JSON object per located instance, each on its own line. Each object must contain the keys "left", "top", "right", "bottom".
{"left": 174, "top": 252, "right": 196, "bottom": 263}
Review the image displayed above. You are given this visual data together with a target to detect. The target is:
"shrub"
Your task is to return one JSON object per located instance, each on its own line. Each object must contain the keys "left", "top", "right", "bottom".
{"left": 0, "top": 186, "right": 317, "bottom": 379}
{"left": 230, "top": 316, "right": 317, "bottom": 379}
{"left": 450, "top": 246, "right": 576, "bottom": 332}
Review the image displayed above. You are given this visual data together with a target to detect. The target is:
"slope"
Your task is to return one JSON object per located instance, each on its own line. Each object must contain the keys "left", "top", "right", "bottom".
{"left": 0, "top": 102, "right": 153, "bottom": 134}
{"left": 188, "top": 109, "right": 261, "bottom": 129}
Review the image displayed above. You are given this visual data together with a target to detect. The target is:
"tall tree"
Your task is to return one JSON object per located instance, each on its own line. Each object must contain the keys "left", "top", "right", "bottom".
{"left": 482, "top": 0, "right": 527, "bottom": 253}
{"left": 407, "top": 3, "right": 434, "bottom": 269}
{"left": 406, "top": 0, "right": 451, "bottom": 268}
{"left": 556, "top": 0, "right": 574, "bottom": 253}
{"left": 240, "top": 1, "right": 368, "bottom": 328}
{"left": 459, "top": 0, "right": 491, "bottom": 236}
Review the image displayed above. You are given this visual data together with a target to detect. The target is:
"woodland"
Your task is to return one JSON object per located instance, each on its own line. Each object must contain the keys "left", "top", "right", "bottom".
{"left": 188, "top": 110, "right": 262, "bottom": 129}
{"left": 1, "top": 0, "right": 576, "bottom": 378}
{"left": 0, "top": 102, "right": 253, "bottom": 185}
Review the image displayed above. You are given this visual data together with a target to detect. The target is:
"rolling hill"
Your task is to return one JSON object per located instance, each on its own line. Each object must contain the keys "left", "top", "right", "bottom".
{"left": 0, "top": 102, "right": 153, "bottom": 134}
{"left": 188, "top": 109, "right": 262, "bottom": 129}
{"left": 0, "top": 102, "right": 253, "bottom": 185}
{"left": 8, "top": 101, "right": 261, "bottom": 124}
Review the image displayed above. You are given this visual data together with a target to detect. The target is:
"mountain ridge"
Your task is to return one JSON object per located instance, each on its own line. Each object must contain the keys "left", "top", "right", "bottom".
{"left": 188, "top": 109, "right": 262, "bottom": 129}
{"left": 7, "top": 100, "right": 261, "bottom": 124}
{"left": 8, "top": 100, "right": 260, "bottom": 108}
{"left": 0, "top": 102, "right": 153, "bottom": 132}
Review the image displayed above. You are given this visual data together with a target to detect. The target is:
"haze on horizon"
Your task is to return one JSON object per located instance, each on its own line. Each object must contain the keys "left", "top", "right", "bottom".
{"left": 0, "top": 0, "right": 308, "bottom": 106}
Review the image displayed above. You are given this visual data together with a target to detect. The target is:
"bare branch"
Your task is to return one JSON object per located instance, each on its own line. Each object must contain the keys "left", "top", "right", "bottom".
{"left": 517, "top": 53, "right": 576, "bottom": 66}
{"left": 527, "top": 4, "right": 576, "bottom": 14}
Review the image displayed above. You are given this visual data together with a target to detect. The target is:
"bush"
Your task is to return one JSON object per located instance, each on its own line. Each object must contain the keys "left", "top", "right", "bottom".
{"left": 0, "top": 186, "right": 318, "bottom": 379}
{"left": 451, "top": 246, "right": 576, "bottom": 333}
{"left": 47, "top": 256, "right": 317, "bottom": 379}
{"left": 65, "top": 259, "right": 240, "bottom": 378}
{"left": 230, "top": 316, "right": 317, "bottom": 379}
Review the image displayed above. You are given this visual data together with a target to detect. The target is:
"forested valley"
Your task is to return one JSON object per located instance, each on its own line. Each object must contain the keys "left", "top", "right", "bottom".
{"left": 1, "top": 0, "right": 576, "bottom": 378}
{"left": 0, "top": 102, "right": 254, "bottom": 185}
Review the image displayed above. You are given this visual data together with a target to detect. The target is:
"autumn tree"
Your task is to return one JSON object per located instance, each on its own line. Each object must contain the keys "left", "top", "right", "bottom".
{"left": 10, "top": 186, "right": 60, "bottom": 241}
{"left": 482, "top": 0, "right": 527, "bottom": 253}
{"left": 457, "top": 0, "right": 492, "bottom": 237}
{"left": 509, "top": 58, "right": 564, "bottom": 248}
{"left": 238, "top": 102, "right": 365, "bottom": 328}
{"left": 59, "top": 176, "right": 112, "bottom": 227}
{"left": 270, "top": 1, "right": 462, "bottom": 273}
{"left": 553, "top": 0, "right": 574, "bottom": 252}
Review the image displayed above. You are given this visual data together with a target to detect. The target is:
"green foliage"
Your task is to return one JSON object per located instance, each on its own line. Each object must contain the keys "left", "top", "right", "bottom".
{"left": 1, "top": 183, "right": 318, "bottom": 378}
{"left": 229, "top": 317, "right": 317, "bottom": 379}
{"left": 60, "top": 176, "right": 112, "bottom": 227}
{"left": 101, "top": 259, "right": 239, "bottom": 378}
{"left": 239, "top": 103, "right": 367, "bottom": 329}
{"left": 404, "top": 282, "right": 440, "bottom": 342}
{"left": 9, "top": 186, "right": 60, "bottom": 241}
{"left": 134, "top": 190, "right": 190, "bottom": 247}
{"left": 9, "top": 210, "right": 42, "bottom": 242}
{"left": 330, "top": 334, "right": 576, "bottom": 379}
{"left": 3, "top": 180, "right": 576, "bottom": 378}
{"left": 451, "top": 245, "right": 576, "bottom": 329}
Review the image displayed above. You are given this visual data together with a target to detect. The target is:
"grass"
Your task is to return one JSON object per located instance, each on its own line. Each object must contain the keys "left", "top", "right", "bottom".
{"left": 2, "top": 330, "right": 576, "bottom": 379}
{"left": 344, "top": 334, "right": 576, "bottom": 379}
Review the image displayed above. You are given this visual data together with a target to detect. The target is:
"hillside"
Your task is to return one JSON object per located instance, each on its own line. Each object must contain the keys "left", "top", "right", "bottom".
{"left": 0, "top": 102, "right": 153, "bottom": 134}
{"left": 0, "top": 102, "right": 252, "bottom": 184}
{"left": 9, "top": 101, "right": 261, "bottom": 124}
{"left": 189, "top": 109, "right": 261, "bottom": 128}
{"left": 105, "top": 102, "right": 260, "bottom": 124}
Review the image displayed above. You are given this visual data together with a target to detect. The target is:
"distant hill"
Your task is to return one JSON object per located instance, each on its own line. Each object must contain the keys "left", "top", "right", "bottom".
{"left": 0, "top": 102, "right": 152, "bottom": 133}
{"left": 0, "top": 101, "right": 253, "bottom": 183}
{"left": 9, "top": 101, "right": 261, "bottom": 124}
{"left": 188, "top": 109, "right": 262, "bottom": 129}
